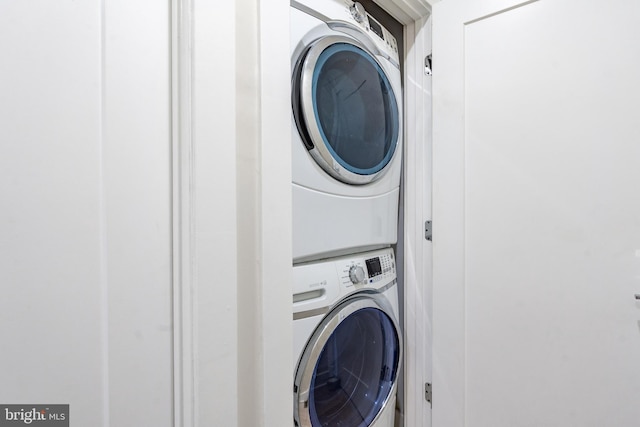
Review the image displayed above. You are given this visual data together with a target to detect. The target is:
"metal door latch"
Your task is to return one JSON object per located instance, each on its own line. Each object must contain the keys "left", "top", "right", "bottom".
{"left": 425, "top": 382, "right": 432, "bottom": 404}
{"left": 425, "top": 54, "right": 432, "bottom": 75}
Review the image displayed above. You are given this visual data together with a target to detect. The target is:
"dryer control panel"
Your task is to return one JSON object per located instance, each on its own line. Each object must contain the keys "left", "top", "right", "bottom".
{"left": 291, "top": 0, "right": 400, "bottom": 63}
{"left": 345, "top": 0, "right": 399, "bottom": 59}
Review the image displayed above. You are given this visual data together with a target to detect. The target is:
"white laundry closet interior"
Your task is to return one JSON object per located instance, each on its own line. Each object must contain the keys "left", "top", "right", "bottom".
{"left": 288, "top": 0, "right": 434, "bottom": 426}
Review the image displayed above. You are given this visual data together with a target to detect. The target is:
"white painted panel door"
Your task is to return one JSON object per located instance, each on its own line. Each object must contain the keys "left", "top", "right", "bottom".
{"left": 0, "top": 1, "right": 172, "bottom": 426}
{"left": 432, "top": 0, "right": 640, "bottom": 426}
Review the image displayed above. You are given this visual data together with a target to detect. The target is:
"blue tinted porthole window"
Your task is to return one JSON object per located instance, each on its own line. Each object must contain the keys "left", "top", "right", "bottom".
{"left": 312, "top": 43, "right": 399, "bottom": 176}
{"left": 308, "top": 307, "right": 400, "bottom": 427}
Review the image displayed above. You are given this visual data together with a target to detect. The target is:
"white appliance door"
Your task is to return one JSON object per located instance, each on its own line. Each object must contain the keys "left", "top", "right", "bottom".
{"left": 432, "top": 0, "right": 640, "bottom": 426}
{"left": 294, "top": 295, "right": 401, "bottom": 427}
{"left": 293, "top": 36, "right": 400, "bottom": 184}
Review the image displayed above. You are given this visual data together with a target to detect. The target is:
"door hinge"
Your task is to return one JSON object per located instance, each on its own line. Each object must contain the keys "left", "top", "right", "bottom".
{"left": 425, "top": 220, "right": 432, "bottom": 241}
{"left": 425, "top": 54, "right": 432, "bottom": 75}
{"left": 425, "top": 382, "right": 432, "bottom": 404}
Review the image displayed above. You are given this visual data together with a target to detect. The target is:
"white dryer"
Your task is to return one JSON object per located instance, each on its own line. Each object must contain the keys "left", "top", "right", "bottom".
{"left": 293, "top": 247, "right": 402, "bottom": 427}
{"left": 291, "top": 0, "right": 403, "bottom": 263}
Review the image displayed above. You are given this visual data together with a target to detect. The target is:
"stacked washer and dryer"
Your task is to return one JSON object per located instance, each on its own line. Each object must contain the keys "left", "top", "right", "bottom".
{"left": 290, "top": 1, "right": 403, "bottom": 426}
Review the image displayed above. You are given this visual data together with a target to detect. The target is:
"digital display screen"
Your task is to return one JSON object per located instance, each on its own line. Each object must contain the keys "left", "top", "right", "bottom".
{"left": 368, "top": 16, "right": 384, "bottom": 40}
{"left": 365, "top": 257, "right": 382, "bottom": 277}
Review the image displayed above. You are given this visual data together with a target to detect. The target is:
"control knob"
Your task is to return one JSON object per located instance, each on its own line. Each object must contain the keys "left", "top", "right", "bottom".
{"left": 350, "top": 2, "right": 366, "bottom": 23}
{"left": 349, "top": 265, "right": 366, "bottom": 284}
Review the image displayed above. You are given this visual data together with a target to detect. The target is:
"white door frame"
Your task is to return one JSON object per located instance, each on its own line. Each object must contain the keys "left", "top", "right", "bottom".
{"left": 171, "top": 0, "right": 437, "bottom": 425}
{"left": 171, "top": 1, "right": 292, "bottom": 426}
{"left": 402, "top": 14, "right": 434, "bottom": 427}
{"left": 171, "top": 0, "right": 195, "bottom": 425}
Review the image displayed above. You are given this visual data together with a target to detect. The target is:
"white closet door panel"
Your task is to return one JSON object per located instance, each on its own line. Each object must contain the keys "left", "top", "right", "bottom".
{"left": 0, "top": 1, "right": 105, "bottom": 423}
{"left": 433, "top": 0, "right": 640, "bottom": 425}
{"left": 103, "top": 1, "right": 173, "bottom": 426}
{"left": 0, "top": 1, "right": 173, "bottom": 425}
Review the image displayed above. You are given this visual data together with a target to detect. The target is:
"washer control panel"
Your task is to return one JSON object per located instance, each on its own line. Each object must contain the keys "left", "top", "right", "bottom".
{"left": 337, "top": 247, "right": 396, "bottom": 288}
{"left": 293, "top": 247, "right": 397, "bottom": 314}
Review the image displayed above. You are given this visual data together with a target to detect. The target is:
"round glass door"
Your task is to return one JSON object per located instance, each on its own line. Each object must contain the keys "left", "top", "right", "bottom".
{"left": 294, "top": 36, "right": 400, "bottom": 184}
{"left": 294, "top": 298, "right": 401, "bottom": 427}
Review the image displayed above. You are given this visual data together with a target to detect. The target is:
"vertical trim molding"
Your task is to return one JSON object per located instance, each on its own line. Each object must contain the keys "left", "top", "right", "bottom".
{"left": 402, "top": 15, "right": 433, "bottom": 427}
{"left": 99, "top": 1, "right": 111, "bottom": 426}
{"left": 172, "top": 0, "right": 195, "bottom": 425}
{"left": 256, "top": 0, "right": 293, "bottom": 425}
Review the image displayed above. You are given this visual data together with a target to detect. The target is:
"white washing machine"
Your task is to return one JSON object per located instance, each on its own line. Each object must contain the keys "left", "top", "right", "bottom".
{"left": 291, "top": 0, "right": 403, "bottom": 263}
{"left": 293, "top": 247, "right": 402, "bottom": 427}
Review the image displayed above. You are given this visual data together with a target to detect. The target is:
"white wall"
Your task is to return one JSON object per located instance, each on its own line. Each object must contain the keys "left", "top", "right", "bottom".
{"left": 1, "top": 0, "right": 105, "bottom": 420}
{"left": 1, "top": 1, "right": 172, "bottom": 425}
